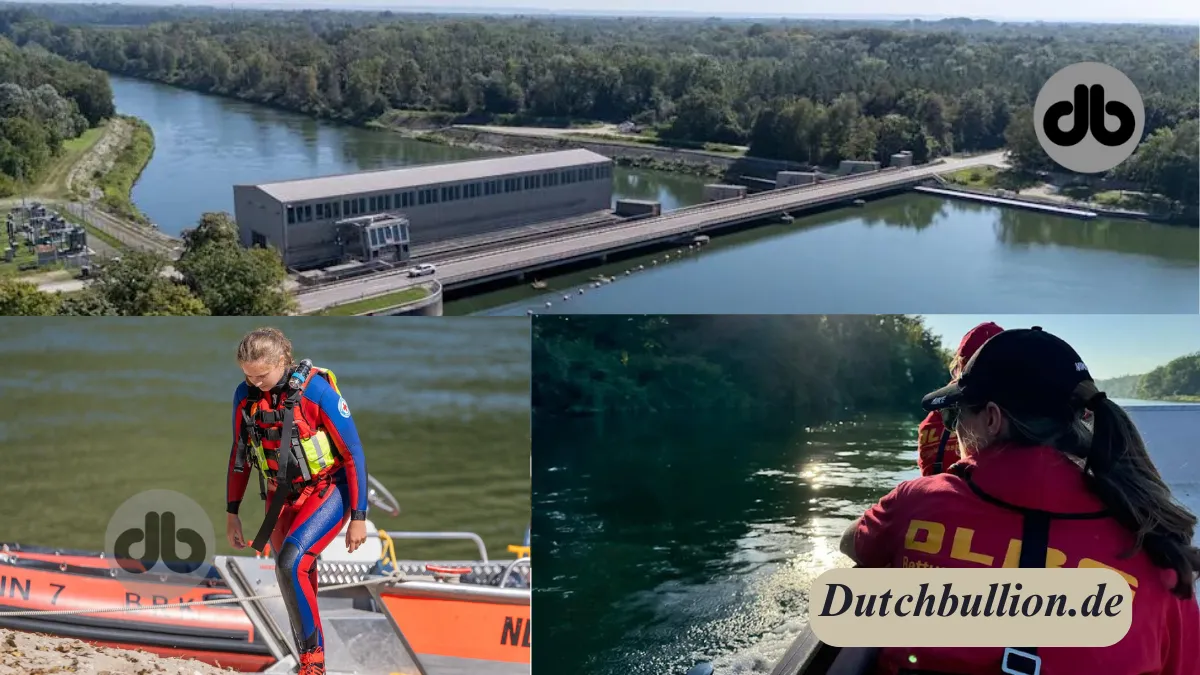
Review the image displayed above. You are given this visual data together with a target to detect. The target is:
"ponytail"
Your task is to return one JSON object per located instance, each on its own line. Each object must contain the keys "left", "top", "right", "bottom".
{"left": 1073, "top": 381, "right": 1200, "bottom": 599}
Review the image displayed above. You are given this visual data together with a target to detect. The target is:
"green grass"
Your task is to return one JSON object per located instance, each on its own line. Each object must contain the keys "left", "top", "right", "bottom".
{"left": 941, "top": 166, "right": 1040, "bottom": 191}
{"left": 0, "top": 247, "right": 65, "bottom": 278}
{"left": 313, "top": 286, "right": 431, "bottom": 316}
{"left": 943, "top": 165, "right": 1003, "bottom": 188}
{"left": 98, "top": 117, "right": 155, "bottom": 225}
{"left": 22, "top": 126, "right": 107, "bottom": 200}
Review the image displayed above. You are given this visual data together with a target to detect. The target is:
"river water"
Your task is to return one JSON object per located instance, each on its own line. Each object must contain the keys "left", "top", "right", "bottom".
{"left": 470, "top": 197, "right": 1200, "bottom": 315}
{"left": 0, "top": 317, "right": 531, "bottom": 561}
{"left": 532, "top": 401, "right": 1200, "bottom": 675}
{"left": 109, "top": 76, "right": 705, "bottom": 235}
{"left": 109, "top": 76, "right": 1198, "bottom": 314}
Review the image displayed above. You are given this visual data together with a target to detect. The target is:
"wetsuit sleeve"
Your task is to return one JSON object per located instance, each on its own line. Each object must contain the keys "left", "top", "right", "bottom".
{"left": 916, "top": 412, "right": 943, "bottom": 476}
{"left": 1163, "top": 593, "right": 1200, "bottom": 675}
{"left": 226, "top": 382, "right": 251, "bottom": 515}
{"left": 313, "top": 381, "right": 369, "bottom": 516}
{"left": 854, "top": 480, "right": 913, "bottom": 568}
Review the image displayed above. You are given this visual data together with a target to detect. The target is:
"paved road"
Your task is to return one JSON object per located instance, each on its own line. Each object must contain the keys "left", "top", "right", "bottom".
{"left": 296, "top": 152, "right": 1007, "bottom": 313}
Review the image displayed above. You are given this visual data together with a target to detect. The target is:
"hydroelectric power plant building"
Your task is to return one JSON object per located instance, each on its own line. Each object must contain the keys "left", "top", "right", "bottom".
{"left": 233, "top": 149, "right": 614, "bottom": 269}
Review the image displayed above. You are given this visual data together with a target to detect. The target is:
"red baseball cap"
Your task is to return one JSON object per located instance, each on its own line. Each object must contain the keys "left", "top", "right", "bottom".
{"left": 958, "top": 322, "right": 1005, "bottom": 360}
{"left": 949, "top": 321, "right": 1004, "bottom": 376}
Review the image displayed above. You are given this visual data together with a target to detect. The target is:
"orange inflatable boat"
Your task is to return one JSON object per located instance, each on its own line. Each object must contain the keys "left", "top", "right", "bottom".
{"left": 0, "top": 526, "right": 530, "bottom": 675}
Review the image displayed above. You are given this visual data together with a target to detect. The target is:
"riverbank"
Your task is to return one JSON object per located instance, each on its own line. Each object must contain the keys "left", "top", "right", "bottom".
{"left": 94, "top": 116, "right": 156, "bottom": 225}
{"left": 0, "top": 627, "right": 234, "bottom": 675}
{"left": 940, "top": 166, "right": 1195, "bottom": 226}
{"left": 415, "top": 125, "right": 732, "bottom": 178}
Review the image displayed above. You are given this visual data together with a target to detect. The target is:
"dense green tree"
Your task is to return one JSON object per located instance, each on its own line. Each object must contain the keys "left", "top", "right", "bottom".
{"left": 532, "top": 315, "right": 949, "bottom": 418}
{"left": 0, "top": 6, "right": 1193, "bottom": 199}
{"left": 1135, "top": 353, "right": 1200, "bottom": 401}
{"left": 56, "top": 288, "right": 118, "bottom": 315}
{"left": 87, "top": 249, "right": 209, "bottom": 316}
{"left": 1112, "top": 119, "right": 1199, "bottom": 210}
{"left": 0, "top": 34, "right": 113, "bottom": 194}
{"left": 1003, "top": 105, "right": 1053, "bottom": 173}
{"left": 0, "top": 276, "right": 59, "bottom": 314}
{"left": 175, "top": 211, "right": 295, "bottom": 316}
{"left": 0, "top": 6, "right": 1192, "bottom": 173}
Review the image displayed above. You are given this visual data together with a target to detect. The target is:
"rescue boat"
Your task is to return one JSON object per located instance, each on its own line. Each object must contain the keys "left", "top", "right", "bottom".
{"left": 0, "top": 475, "right": 531, "bottom": 675}
{"left": 685, "top": 402, "right": 1200, "bottom": 675}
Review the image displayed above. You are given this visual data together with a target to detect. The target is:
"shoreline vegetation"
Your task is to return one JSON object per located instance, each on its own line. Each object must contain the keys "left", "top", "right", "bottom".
{"left": 532, "top": 315, "right": 952, "bottom": 418}
{"left": 95, "top": 115, "right": 155, "bottom": 225}
{"left": 534, "top": 317, "right": 1200, "bottom": 420}
{"left": 0, "top": 5, "right": 1193, "bottom": 213}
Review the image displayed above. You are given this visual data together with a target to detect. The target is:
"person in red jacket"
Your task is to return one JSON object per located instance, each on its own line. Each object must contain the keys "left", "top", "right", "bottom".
{"left": 842, "top": 326, "right": 1199, "bottom": 675}
{"left": 917, "top": 321, "right": 1004, "bottom": 476}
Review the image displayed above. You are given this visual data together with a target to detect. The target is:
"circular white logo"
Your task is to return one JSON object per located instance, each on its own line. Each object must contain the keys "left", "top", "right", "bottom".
{"left": 1033, "top": 62, "right": 1144, "bottom": 174}
{"left": 104, "top": 490, "right": 216, "bottom": 591}
{"left": 338, "top": 397, "right": 351, "bottom": 418}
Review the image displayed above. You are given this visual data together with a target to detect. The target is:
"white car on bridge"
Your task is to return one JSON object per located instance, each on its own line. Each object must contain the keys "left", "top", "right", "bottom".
{"left": 407, "top": 263, "right": 437, "bottom": 278}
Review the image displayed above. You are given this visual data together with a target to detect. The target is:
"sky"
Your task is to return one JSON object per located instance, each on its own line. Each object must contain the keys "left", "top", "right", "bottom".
{"left": 919, "top": 315, "right": 1200, "bottom": 380}
{"left": 69, "top": 0, "right": 1200, "bottom": 23}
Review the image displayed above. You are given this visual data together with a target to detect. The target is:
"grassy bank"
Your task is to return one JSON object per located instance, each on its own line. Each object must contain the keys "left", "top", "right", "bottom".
{"left": 37, "top": 126, "right": 107, "bottom": 200}
{"left": 312, "top": 285, "right": 431, "bottom": 316}
{"left": 941, "top": 165, "right": 1189, "bottom": 223}
{"left": 97, "top": 116, "right": 155, "bottom": 225}
{"left": 942, "top": 165, "right": 1036, "bottom": 191}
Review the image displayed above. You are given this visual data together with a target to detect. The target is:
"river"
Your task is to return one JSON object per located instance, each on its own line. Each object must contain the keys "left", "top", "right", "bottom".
{"left": 468, "top": 197, "right": 1200, "bottom": 315}
{"left": 109, "top": 76, "right": 705, "bottom": 236}
{"left": 532, "top": 401, "right": 1200, "bottom": 675}
{"left": 0, "top": 317, "right": 531, "bottom": 561}
{"left": 109, "top": 76, "right": 1198, "bottom": 314}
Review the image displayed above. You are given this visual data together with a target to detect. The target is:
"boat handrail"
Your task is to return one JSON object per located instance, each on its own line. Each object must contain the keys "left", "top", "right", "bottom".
{"left": 374, "top": 530, "right": 490, "bottom": 563}
{"left": 498, "top": 556, "right": 530, "bottom": 589}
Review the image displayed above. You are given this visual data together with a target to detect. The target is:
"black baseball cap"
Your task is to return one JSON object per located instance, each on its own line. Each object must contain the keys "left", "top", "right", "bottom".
{"left": 921, "top": 327, "right": 1093, "bottom": 419}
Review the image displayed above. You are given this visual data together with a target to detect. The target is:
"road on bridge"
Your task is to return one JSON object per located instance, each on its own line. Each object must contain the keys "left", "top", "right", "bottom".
{"left": 296, "top": 152, "right": 1007, "bottom": 314}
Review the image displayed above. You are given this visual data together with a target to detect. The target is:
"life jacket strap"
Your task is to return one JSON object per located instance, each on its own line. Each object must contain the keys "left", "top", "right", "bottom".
{"left": 951, "top": 467, "right": 1106, "bottom": 675}
{"left": 931, "top": 427, "right": 951, "bottom": 475}
{"left": 251, "top": 395, "right": 305, "bottom": 553}
{"left": 255, "top": 409, "right": 287, "bottom": 425}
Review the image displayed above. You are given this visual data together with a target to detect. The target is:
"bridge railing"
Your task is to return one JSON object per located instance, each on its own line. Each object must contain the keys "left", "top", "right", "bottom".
{"left": 305, "top": 166, "right": 930, "bottom": 296}
{"left": 442, "top": 171, "right": 923, "bottom": 285}
{"left": 641, "top": 166, "right": 911, "bottom": 220}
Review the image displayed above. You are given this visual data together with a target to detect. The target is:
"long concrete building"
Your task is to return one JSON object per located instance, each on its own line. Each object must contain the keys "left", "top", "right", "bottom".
{"left": 233, "top": 149, "right": 614, "bottom": 269}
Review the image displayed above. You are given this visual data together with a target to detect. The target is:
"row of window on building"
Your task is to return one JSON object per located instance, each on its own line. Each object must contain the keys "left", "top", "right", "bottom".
{"left": 285, "top": 163, "right": 613, "bottom": 225}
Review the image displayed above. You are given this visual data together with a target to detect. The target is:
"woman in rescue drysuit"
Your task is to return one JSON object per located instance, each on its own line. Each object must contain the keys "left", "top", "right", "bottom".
{"left": 842, "top": 326, "right": 1199, "bottom": 675}
{"left": 225, "top": 327, "right": 370, "bottom": 675}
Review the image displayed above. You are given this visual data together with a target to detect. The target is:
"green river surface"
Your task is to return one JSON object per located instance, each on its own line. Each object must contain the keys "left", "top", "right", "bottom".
{"left": 0, "top": 317, "right": 531, "bottom": 561}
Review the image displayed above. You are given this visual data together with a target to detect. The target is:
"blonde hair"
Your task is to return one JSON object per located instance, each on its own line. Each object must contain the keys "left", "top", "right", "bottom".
{"left": 236, "top": 327, "right": 294, "bottom": 367}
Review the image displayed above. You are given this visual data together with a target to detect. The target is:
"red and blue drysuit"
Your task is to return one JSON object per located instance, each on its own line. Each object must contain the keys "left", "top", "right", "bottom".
{"left": 225, "top": 373, "right": 369, "bottom": 674}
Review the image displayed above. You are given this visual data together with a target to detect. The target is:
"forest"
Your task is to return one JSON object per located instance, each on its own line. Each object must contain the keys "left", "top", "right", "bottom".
{"left": 0, "top": 5, "right": 1195, "bottom": 186}
{"left": 0, "top": 34, "right": 113, "bottom": 195}
{"left": 531, "top": 315, "right": 950, "bottom": 418}
{"left": 1099, "top": 353, "right": 1200, "bottom": 402}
